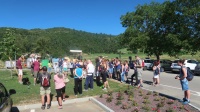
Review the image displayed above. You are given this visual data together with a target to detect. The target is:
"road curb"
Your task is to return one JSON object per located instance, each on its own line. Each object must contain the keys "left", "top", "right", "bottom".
{"left": 90, "top": 97, "right": 114, "bottom": 112}
{"left": 16, "top": 97, "right": 114, "bottom": 112}
{"left": 142, "top": 87, "right": 200, "bottom": 111}
{"left": 17, "top": 97, "right": 90, "bottom": 111}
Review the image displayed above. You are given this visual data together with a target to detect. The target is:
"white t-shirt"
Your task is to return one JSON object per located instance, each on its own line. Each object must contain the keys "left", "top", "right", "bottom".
{"left": 63, "top": 62, "right": 67, "bottom": 68}
{"left": 87, "top": 63, "right": 95, "bottom": 75}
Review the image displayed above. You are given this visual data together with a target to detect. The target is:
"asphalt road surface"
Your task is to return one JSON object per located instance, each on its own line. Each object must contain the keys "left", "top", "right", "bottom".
{"left": 127, "top": 69, "right": 200, "bottom": 109}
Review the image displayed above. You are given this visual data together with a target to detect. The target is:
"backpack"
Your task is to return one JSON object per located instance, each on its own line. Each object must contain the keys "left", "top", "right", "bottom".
{"left": 42, "top": 76, "right": 49, "bottom": 87}
{"left": 186, "top": 68, "right": 194, "bottom": 81}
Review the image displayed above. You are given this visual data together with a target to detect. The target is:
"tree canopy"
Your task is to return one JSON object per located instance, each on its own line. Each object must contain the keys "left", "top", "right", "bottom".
{"left": 120, "top": 0, "right": 200, "bottom": 60}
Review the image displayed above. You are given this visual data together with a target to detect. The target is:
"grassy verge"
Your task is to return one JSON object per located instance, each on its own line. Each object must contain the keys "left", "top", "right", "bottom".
{"left": 0, "top": 69, "right": 127, "bottom": 106}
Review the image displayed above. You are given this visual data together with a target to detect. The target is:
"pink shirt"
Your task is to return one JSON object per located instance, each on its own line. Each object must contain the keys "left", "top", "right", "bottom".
{"left": 54, "top": 74, "right": 65, "bottom": 89}
{"left": 33, "top": 61, "right": 40, "bottom": 71}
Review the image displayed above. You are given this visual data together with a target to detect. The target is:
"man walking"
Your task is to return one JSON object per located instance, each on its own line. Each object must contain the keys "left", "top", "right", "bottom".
{"left": 84, "top": 60, "right": 95, "bottom": 91}
{"left": 33, "top": 57, "right": 40, "bottom": 85}
{"left": 135, "top": 56, "right": 143, "bottom": 87}
{"left": 39, "top": 66, "right": 51, "bottom": 110}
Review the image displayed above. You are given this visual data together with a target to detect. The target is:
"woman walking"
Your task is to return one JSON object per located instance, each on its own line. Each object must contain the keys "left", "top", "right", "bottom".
{"left": 152, "top": 61, "right": 160, "bottom": 86}
{"left": 54, "top": 68, "right": 66, "bottom": 109}
{"left": 99, "top": 59, "right": 110, "bottom": 90}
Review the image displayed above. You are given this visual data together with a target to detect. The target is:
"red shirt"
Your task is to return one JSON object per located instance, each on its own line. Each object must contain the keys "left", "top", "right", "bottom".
{"left": 33, "top": 61, "right": 40, "bottom": 71}
{"left": 16, "top": 60, "right": 22, "bottom": 69}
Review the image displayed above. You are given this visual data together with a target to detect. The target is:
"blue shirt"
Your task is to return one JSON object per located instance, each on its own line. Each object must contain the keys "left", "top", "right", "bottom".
{"left": 74, "top": 68, "right": 82, "bottom": 78}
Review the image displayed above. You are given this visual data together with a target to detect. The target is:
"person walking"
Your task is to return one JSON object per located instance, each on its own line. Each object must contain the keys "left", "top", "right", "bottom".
{"left": 47, "top": 60, "right": 52, "bottom": 74}
{"left": 58, "top": 58, "right": 63, "bottom": 73}
{"left": 74, "top": 64, "right": 83, "bottom": 96}
{"left": 175, "top": 59, "right": 191, "bottom": 105}
{"left": 135, "top": 56, "right": 143, "bottom": 87}
{"left": 16, "top": 56, "right": 23, "bottom": 84}
{"left": 152, "top": 61, "right": 160, "bottom": 86}
{"left": 99, "top": 59, "right": 110, "bottom": 90}
{"left": 33, "top": 57, "right": 40, "bottom": 85}
{"left": 124, "top": 60, "right": 129, "bottom": 82}
{"left": 54, "top": 68, "right": 66, "bottom": 109}
{"left": 108, "top": 59, "right": 113, "bottom": 79}
{"left": 120, "top": 61, "right": 125, "bottom": 83}
{"left": 39, "top": 66, "right": 51, "bottom": 110}
{"left": 84, "top": 60, "right": 95, "bottom": 91}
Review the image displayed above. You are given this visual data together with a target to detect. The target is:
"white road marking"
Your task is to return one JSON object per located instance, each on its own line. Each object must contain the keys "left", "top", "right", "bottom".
{"left": 159, "top": 84, "right": 200, "bottom": 96}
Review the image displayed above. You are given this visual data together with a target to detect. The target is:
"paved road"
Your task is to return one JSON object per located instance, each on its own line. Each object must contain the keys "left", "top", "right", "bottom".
{"left": 127, "top": 69, "right": 200, "bottom": 109}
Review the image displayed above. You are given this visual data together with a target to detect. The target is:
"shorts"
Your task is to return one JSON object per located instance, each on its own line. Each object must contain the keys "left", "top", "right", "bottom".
{"left": 153, "top": 75, "right": 159, "bottom": 78}
{"left": 56, "top": 86, "right": 65, "bottom": 97}
{"left": 137, "top": 71, "right": 142, "bottom": 80}
{"left": 109, "top": 68, "right": 113, "bottom": 74}
{"left": 33, "top": 71, "right": 38, "bottom": 78}
{"left": 18, "top": 69, "right": 23, "bottom": 75}
{"left": 40, "top": 87, "right": 51, "bottom": 95}
{"left": 180, "top": 78, "right": 189, "bottom": 91}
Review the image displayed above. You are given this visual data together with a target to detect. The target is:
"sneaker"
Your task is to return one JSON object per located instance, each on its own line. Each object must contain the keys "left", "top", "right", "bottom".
{"left": 140, "top": 84, "right": 143, "bottom": 87}
{"left": 47, "top": 104, "right": 51, "bottom": 109}
{"left": 63, "top": 99, "right": 65, "bottom": 102}
{"left": 75, "top": 95, "right": 77, "bottom": 97}
{"left": 182, "top": 100, "right": 189, "bottom": 105}
{"left": 58, "top": 106, "right": 62, "bottom": 109}
{"left": 83, "top": 89, "right": 88, "bottom": 91}
{"left": 102, "top": 88, "right": 107, "bottom": 91}
{"left": 41, "top": 105, "right": 45, "bottom": 110}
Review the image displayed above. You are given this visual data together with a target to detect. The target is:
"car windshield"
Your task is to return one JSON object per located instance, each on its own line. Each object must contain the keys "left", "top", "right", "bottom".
{"left": 144, "top": 60, "right": 153, "bottom": 63}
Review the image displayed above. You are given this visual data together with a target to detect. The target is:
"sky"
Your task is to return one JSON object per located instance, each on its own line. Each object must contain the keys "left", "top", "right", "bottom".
{"left": 0, "top": 0, "right": 165, "bottom": 35}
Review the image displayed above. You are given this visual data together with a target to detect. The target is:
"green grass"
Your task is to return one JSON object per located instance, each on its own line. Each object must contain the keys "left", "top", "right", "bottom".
{"left": 82, "top": 52, "right": 200, "bottom": 62}
{"left": 0, "top": 69, "right": 127, "bottom": 106}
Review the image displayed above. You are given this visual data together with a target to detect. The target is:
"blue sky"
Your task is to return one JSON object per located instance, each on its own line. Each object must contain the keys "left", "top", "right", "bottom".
{"left": 0, "top": 0, "right": 165, "bottom": 35}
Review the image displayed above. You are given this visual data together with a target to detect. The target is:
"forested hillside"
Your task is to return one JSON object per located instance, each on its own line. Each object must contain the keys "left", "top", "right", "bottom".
{"left": 0, "top": 27, "right": 121, "bottom": 59}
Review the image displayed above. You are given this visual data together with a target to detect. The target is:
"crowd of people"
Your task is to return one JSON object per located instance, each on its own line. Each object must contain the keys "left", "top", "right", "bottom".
{"left": 15, "top": 54, "right": 191, "bottom": 109}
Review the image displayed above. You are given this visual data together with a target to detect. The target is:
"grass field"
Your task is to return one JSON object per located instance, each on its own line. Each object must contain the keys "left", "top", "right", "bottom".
{"left": 0, "top": 69, "right": 128, "bottom": 106}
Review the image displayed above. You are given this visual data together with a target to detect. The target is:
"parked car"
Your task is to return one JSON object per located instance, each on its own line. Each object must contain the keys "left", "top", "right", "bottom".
{"left": 171, "top": 59, "right": 198, "bottom": 73}
{"left": 184, "top": 59, "right": 198, "bottom": 71}
{"left": 0, "top": 83, "right": 16, "bottom": 112}
{"left": 194, "top": 63, "right": 200, "bottom": 76}
{"left": 143, "top": 59, "right": 154, "bottom": 70}
{"left": 149, "top": 59, "right": 172, "bottom": 72}
{"left": 171, "top": 59, "right": 181, "bottom": 73}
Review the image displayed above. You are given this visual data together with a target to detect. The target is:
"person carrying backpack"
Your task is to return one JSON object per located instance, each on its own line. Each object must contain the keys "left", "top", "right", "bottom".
{"left": 175, "top": 59, "right": 190, "bottom": 105}
{"left": 39, "top": 66, "right": 51, "bottom": 110}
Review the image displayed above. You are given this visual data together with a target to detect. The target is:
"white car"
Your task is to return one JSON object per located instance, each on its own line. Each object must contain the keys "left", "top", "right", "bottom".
{"left": 171, "top": 59, "right": 198, "bottom": 72}
{"left": 143, "top": 59, "right": 154, "bottom": 70}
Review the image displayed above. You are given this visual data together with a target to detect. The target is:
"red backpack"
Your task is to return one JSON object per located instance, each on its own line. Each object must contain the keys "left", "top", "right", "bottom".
{"left": 42, "top": 77, "right": 49, "bottom": 87}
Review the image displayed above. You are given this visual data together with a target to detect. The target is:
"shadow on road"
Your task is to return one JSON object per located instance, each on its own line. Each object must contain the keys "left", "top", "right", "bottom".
{"left": 143, "top": 80, "right": 153, "bottom": 85}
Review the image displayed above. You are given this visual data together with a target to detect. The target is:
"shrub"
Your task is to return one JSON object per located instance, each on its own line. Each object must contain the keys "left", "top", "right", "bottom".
{"left": 107, "top": 91, "right": 113, "bottom": 96}
{"left": 157, "top": 102, "right": 164, "bottom": 107}
{"left": 143, "top": 95, "right": 149, "bottom": 99}
{"left": 115, "top": 100, "right": 122, "bottom": 105}
{"left": 154, "top": 97, "right": 160, "bottom": 101}
{"left": 121, "top": 103, "right": 130, "bottom": 109}
{"left": 106, "top": 96, "right": 113, "bottom": 103}
{"left": 167, "top": 100, "right": 174, "bottom": 105}
{"left": 146, "top": 91, "right": 152, "bottom": 95}
{"left": 153, "top": 92, "right": 159, "bottom": 96}
{"left": 128, "top": 95, "right": 134, "bottom": 101}
{"left": 132, "top": 107, "right": 139, "bottom": 112}
{"left": 116, "top": 91, "right": 124, "bottom": 100}
{"left": 166, "top": 108, "right": 175, "bottom": 112}
{"left": 99, "top": 94, "right": 103, "bottom": 98}
{"left": 132, "top": 100, "right": 138, "bottom": 106}
{"left": 142, "top": 105, "right": 151, "bottom": 111}
{"left": 143, "top": 99, "right": 150, "bottom": 104}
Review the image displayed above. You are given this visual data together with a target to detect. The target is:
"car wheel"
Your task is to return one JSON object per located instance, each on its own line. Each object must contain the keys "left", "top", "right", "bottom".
{"left": 161, "top": 68, "right": 164, "bottom": 72}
